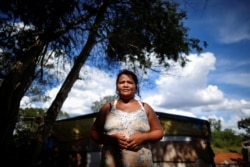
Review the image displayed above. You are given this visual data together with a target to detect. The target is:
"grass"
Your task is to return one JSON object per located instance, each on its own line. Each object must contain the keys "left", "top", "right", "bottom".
{"left": 212, "top": 145, "right": 242, "bottom": 154}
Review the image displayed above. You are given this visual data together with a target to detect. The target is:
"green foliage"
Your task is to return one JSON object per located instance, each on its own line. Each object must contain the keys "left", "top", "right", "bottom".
{"left": 0, "top": 0, "right": 207, "bottom": 157}
{"left": 104, "top": 0, "right": 206, "bottom": 72}
{"left": 16, "top": 108, "right": 46, "bottom": 134}
{"left": 209, "top": 118, "right": 247, "bottom": 154}
{"left": 10, "top": 108, "right": 45, "bottom": 158}
{"left": 0, "top": 0, "right": 80, "bottom": 101}
{"left": 238, "top": 117, "right": 250, "bottom": 140}
{"left": 211, "top": 129, "right": 244, "bottom": 153}
{"left": 10, "top": 107, "right": 68, "bottom": 159}
{"left": 91, "top": 95, "right": 117, "bottom": 113}
{"left": 208, "top": 118, "right": 221, "bottom": 132}
{"left": 15, "top": 108, "right": 69, "bottom": 140}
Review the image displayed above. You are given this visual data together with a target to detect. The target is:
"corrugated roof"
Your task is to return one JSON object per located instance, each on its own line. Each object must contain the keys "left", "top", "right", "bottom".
{"left": 52, "top": 112, "right": 210, "bottom": 142}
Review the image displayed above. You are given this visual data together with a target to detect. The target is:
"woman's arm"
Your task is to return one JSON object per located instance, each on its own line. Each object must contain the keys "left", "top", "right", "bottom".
{"left": 142, "top": 102, "right": 164, "bottom": 142}
{"left": 127, "top": 103, "right": 164, "bottom": 150}
{"left": 90, "top": 103, "right": 128, "bottom": 148}
{"left": 90, "top": 103, "right": 112, "bottom": 144}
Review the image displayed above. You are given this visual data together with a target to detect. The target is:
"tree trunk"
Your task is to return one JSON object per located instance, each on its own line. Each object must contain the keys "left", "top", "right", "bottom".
{"left": 0, "top": 40, "right": 45, "bottom": 162}
{"left": 31, "top": 2, "right": 109, "bottom": 165}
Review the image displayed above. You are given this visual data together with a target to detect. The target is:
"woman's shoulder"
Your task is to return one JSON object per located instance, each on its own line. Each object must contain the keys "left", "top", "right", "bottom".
{"left": 99, "top": 100, "right": 116, "bottom": 112}
{"left": 138, "top": 101, "right": 154, "bottom": 113}
{"left": 138, "top": 101, "right": 149, "bottom": 107}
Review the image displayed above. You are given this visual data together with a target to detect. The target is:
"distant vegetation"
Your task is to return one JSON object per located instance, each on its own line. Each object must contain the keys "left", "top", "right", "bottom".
{"left": 11, "top": 107, "right": 250, "bottom": 165}
{"left": 211, "top": 129, "right": 244, "bottom": 153}
{"left": 209, "top": 118, "right": 250, "bottom": 154}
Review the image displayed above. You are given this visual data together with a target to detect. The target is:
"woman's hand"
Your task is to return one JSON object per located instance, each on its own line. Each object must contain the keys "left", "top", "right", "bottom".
{"left": 110, "top": 133, "right": 128, "bottom": 149}
{"left": 109, "top": 133, "right": 146, "bottom": 151}
{"left": 126, "top": 133, "right": 144, "bottom": 151}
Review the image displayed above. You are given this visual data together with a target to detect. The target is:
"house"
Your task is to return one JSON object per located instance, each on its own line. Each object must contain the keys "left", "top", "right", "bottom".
{"left": 43, "top": 112, "right": 215, "bottom": 167}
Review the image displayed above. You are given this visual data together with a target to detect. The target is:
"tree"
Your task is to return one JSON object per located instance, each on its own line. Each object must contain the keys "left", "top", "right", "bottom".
{"left": 0, "top": 0, "right": 83, "bottom": 154}
{"left": 0, "top": 0, "right": 206, "bottom": 163}
{"left": 211, "top": 129, "right": 243, "bottom": 153}
{"left": 91, "top": 95, "right": 117, "bottom": 113}
{"left": 6, "top": 108, "right": 69, "bottom": 166}
{"left": 238, "top": 117, "right": 250, "bottom": 139}
{"left": 209, "top": 118, "right": 221, "bottom": 132}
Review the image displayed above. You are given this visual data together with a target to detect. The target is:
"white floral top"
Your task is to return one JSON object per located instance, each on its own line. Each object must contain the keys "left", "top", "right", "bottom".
{"left": 100, "top": 100, "right": 153, "bottom": 167}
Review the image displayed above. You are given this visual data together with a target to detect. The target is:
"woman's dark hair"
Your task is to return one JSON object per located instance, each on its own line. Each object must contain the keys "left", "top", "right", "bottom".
{"left": 116, "top": 69, "right": 141, "bottom": 98}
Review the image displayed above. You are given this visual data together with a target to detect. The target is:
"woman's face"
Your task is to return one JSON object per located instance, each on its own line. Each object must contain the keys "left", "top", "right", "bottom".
{"left": 117, "top": 74, "right": 136, "bottom": 99}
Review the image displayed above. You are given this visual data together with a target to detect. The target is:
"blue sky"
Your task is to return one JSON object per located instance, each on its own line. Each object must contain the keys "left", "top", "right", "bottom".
{"left": 21, "top": 0, "right": 250, "bottom": 134}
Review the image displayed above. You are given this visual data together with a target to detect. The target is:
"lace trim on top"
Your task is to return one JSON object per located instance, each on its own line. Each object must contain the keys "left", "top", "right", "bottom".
{"left": 111, "top": 100, "right": 147, "bottom": 137}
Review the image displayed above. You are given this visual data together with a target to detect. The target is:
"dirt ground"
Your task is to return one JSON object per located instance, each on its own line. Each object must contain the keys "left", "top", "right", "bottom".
{"left": 214, "top": 152, "right": 246, "bottom": 165}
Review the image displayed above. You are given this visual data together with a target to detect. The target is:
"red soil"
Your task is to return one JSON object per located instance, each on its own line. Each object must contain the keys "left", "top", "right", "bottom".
{"left": 214, "top": 152, "right": 245, "bottom": 165}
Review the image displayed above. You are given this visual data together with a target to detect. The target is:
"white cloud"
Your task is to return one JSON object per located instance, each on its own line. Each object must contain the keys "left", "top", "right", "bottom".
{"left": 216, "top": 13, "right": 250, "bottom": 44}
{"left": 21, "top": 52, "right": 250, "bottom": 134}
{"left": 20, "top": 96, "right": 36, "bottom": 108}
{"left": 41, "top": 66, "right": 116, "bottom": 116}
{"left": 218, "top": 73, "right": 250, "bottom": 88}
{"left": 146, "top": 52, "right": 222, "bottom": 108}
{"left": 142, "top": 52, "right": 250, "bottom": 133}
{"left": 208, "top": 1, "right": 250, "bottom": 44}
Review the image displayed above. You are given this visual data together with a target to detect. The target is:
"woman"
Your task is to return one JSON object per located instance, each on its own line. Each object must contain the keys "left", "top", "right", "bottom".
{"left": 90, "top": 69, "right": 163, "bottom": 167}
